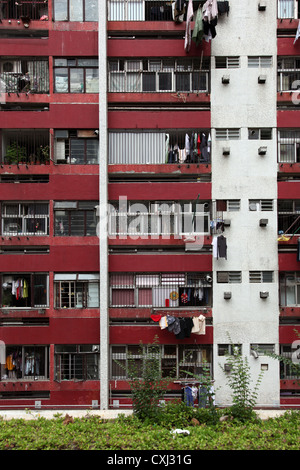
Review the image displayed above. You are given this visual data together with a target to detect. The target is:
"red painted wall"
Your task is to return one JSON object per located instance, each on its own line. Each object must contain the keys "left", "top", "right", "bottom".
{"left": 108, "top": 110, "right": 211, "bottom": 129}
{"left": 109, "top": 253, "right": 212, "bottom": 272}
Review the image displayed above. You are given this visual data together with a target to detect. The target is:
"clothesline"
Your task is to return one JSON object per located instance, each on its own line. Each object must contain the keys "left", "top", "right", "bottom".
{"left": 151, "top": 313, "right": 206, "bottom": 338}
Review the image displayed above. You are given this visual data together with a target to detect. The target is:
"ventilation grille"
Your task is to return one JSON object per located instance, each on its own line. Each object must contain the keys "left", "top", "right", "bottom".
{"left": 248, "top": 56, "right": 272, "bottom": 68}
{"left": 249, "top": 271, "right": 274, "bottom": 283}
{"left": 216, "top": 56, "right": 240, "bottom": 69}
{"left": 215, "top": 128, "right": 240, "bottom": 140}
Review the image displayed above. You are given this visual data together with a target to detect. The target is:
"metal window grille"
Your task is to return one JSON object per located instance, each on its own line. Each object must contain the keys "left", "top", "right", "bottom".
{"left": 54, "top": 345, "right": 100, "bottom": 381}
{"left": 217, "top": 271, "right": 242, "bottom": 283}
{"left": 248, "top": 56, "right": 272, "bottom": 68}
{"left": 215, "top": 128, "right": 240, "bottom": 140}
{"left": 1, "top": 202, "right": 49, "bottom": 236}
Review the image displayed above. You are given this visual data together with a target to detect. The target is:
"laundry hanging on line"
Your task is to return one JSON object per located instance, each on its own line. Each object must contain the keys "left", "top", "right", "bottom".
{"left": 212, "top": 234, "right": 227, "bottom": 259}
{"left": 152, "top": 314, "right": 206, "bottom": 338}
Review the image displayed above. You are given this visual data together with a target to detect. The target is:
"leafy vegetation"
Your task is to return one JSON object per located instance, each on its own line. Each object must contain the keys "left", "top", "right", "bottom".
{"left": 0, "top": 409, "right": 299, "bottom": 450}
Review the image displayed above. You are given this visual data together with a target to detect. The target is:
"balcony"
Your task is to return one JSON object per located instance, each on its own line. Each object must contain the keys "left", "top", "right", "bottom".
{"left": 108, "top": 58, "right": 210, "bottom": 95}
{"left": 109, "top": 130, "right": 211, "bottom": 166}
{"left": 1, "top": 345, "right": 49, "bottom": 382}
{"left": 1, "top": 201, "right": 49, "bottom": 236}
{"left": 0, "top": 0, "right": 48, "bottom": 21}
{"left": 0, "top": 58, "right": 49, "bottom": 95}
{"left": 278, "top": 200, "right": 300, "bottom": 236}
{"left": 54, "top": 130, "right": 99, "bottom": 164}
{"left": 278, "top": 58, "right": 300, "bottom": 94}
{"left": 108, "top": 200, "right": 211, "bottom": 239}
{"left": 107, "top": 0, "right": 203, "bottom": 21}
{"left": 109, "top": 272, "right": 212, "bottom": 309}
{"left": 1, "top": 273, "right": 48, "bottom": 309}
{"left": 278, "top": 130, "right": 300, "bottom": 164}
{"left": 1, "top": 129, "right": 49, "bottom": 165}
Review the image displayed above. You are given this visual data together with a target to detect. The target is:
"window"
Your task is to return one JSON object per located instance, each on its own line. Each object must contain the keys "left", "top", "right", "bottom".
{"left": 217, "top": 272, "right": 242, "bottom": 283}
{"left": 250, "top": 344, "right": 275, "bottom": 355}
{"left": 249, "top": 271, "right": 274, "bottom": 283}
{"left": 1, "top": 202, "right": 49, "bottom": 236}
{"left": 248, "top": 56, "right": 272, "bottom": 68}
{"left": 280, "top": 345, "right": 300, "bottom": 379}
{"left": 279, "top": 272, "right": 300, "bottom": 306}
{"left": 248, "top": 128, "right": 273, "bottom": 140}
{"left": 278, "top": 130, "right": 300, "bottom": 163}
{"left": 110, "top": 344, "right": 212, "bottom": 380}
{"left": 216, "top": 200, "right": 241, "bottom": 212}
{"left": 249, "top": 200, "right": 274, "bottom": 211}
{"left": 278, "top": 199, "right": 300, "bottom": 234}
{"left": 215, "top": 56, "right": 240, "bottom": 68}
{"left": 218, "top": 344, "right": 242, "bottom": 356}
{"left": 1, "top": 273, "right": 48, "bottom": 308}
{"left": 54, "top": 201, "right": 98, "bottom": 236}
{"left": 215, "top": 129, "right": 240, "bottom": 140}
{"left": 54, "top": 58, "right": 98, "bottom": 93}
{"left": 54, "top": 0, "right": 98, "bottom": 21}
{"left": 108, "top": 200, "right": 210, "bottom": 237}
{"left": 54, "top": 130, "right": 99, "bottom": 164}
{"left": 110, "top": 272, "right": 212, "bottom": 308}
{"left": 54, "top": 274, "right": 99, "bottom": 308}
{"left": 54, "top": 345, "right": 100, "bottom": 381}
{"left": 3, "top": 345, "right": 49, "bottom": 381}
{"left": 108, "top": 58, "right": 210, "bottom": 93}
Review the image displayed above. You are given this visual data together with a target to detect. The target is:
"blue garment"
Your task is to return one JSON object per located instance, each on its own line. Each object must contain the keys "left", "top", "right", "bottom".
{"left": 184, "top": 386, "right": 194, "bottom": 407}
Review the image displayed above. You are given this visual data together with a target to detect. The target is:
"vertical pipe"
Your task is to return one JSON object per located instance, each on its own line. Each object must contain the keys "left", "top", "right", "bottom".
{"left": 99, "top": 0, "right": 109, "bottom": 409}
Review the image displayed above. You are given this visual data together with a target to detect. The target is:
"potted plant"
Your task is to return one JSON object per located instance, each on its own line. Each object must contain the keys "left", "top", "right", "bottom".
{"left": 5, "top": 142, "right": 27, "bottom": 164}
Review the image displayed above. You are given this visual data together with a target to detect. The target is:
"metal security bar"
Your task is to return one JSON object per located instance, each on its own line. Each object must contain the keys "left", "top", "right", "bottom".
{"left": 278, "top": 58, "right": 300, "bottom": 93}
{"left": 54, "top": 345, "right": 100, "bottom": 381}
{"left": 1, "top": 346, "right": 49, "bottom": 381}
{"left": 108, "top": 58, "right": 210, "bottom": 93}
{"left": 109, "top": 130, "right": 211, "bottom": 165}
{"left": 0, "top": 58, "right": 49, "bottom": 95}
{"left": 1, "top": 130, "right": 49, "bottom": 165}
{"left": 109, "top": 272, "right": 212, "bottom": 308}
{"left": 278, "top": 130, "right": 300, "bottom": 163}
{"left": 108, "top": 200, "right": 211, "bottom": 236}
{"left": 0, "top": 1, "right": 48, "bottom": 20}
{"left": 1, "top": 202, "right": 49, "bottom": 236}
{"left": 111, "top": 344, "right": 212, "bottom": 380}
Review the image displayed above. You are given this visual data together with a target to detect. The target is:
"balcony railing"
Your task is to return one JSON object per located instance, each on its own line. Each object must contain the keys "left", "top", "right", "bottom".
{"left": 108, "top": 58, "right": 210, "bottom": 94}
{"left": 278, "top": 0, "right": 299, "bottom": 19}
{"left": 108, "top": 0, "right": 204, "bottom": 21}
{"left": 0, "top": 1, "right": 48, "bottom": 20}
{"left": 109, "top": 130, "right": 211, "bottom": 165}
{"left": 0, "top": 59, "right": 49, "bottom": 95}
{"left": 1, "top": 130, "right": 49, "bottom": 164}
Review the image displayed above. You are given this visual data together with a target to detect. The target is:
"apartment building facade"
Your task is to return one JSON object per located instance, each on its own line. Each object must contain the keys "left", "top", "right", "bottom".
{"left": 0, "top": 0, "right": 299, "bottom": 410}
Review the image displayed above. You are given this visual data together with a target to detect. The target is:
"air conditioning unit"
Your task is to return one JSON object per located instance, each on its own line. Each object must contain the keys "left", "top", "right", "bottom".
{"left": 223, "top": 147, "right": 230, "bottom": 156}
{"left": 224, "top": 363, "right": 232, "bottom": 372}
{"left": 258, "top": 75, "right": 267, "bottom": 84}
{"left": 259, "top": 218, "right": 268, "bottom": 227}
{"left": 258, "top": 146, "right": 267, "bottom": 155}
{"left": 260, "top": 291, "right": 269, "bottom": 299}
{"left": 258, "top": 2, "right": 266, "bottom": 11}
{"left": 224, "top": 292, "right": 232, "bottom": 300}
{"left": 222, "top": 75, "right": 230, "bottom": 84}
{"left": 1, "top": 60, "right": 20, "bottom": 73}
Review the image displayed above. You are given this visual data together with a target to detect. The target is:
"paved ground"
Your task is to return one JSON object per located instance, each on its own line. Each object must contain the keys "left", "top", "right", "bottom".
{"left": 0, "top": 409, "right": 292, "bottom": 421}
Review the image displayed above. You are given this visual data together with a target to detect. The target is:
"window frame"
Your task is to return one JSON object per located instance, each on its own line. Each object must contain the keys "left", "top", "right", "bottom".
{"left": 54, "top": 58, "right": 99, "bottom": 93}
{"left": 1, "top": 202, "right": 49, "bottom": 236}
{"left": 54, "top": 273, "right": 100, "bottom": 309}
{"left": 0, "top": 273, "right": 49, "bottom": 309}
{"left": 54, "top": 200, "right": 98, "bottom": 236}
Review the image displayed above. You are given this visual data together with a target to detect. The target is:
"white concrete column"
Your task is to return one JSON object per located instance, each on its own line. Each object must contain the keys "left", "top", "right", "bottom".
{"left": 99, "top": 0, "right": 109, "bottom": 410}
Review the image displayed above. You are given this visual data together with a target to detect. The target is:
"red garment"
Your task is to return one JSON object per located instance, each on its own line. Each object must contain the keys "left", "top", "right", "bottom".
{"left": 151, "top": 314, "right": 161, "bottom": 322}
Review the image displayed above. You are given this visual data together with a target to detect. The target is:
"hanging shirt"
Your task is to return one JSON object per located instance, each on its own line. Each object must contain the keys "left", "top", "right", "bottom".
{"left": 184, "top": 0, "right": 194, "bottom": 52}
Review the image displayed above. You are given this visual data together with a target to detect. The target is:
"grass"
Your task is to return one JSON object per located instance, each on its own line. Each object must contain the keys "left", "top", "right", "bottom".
{"left": 0, "top": 408, "right": 299, "bottom": 450}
